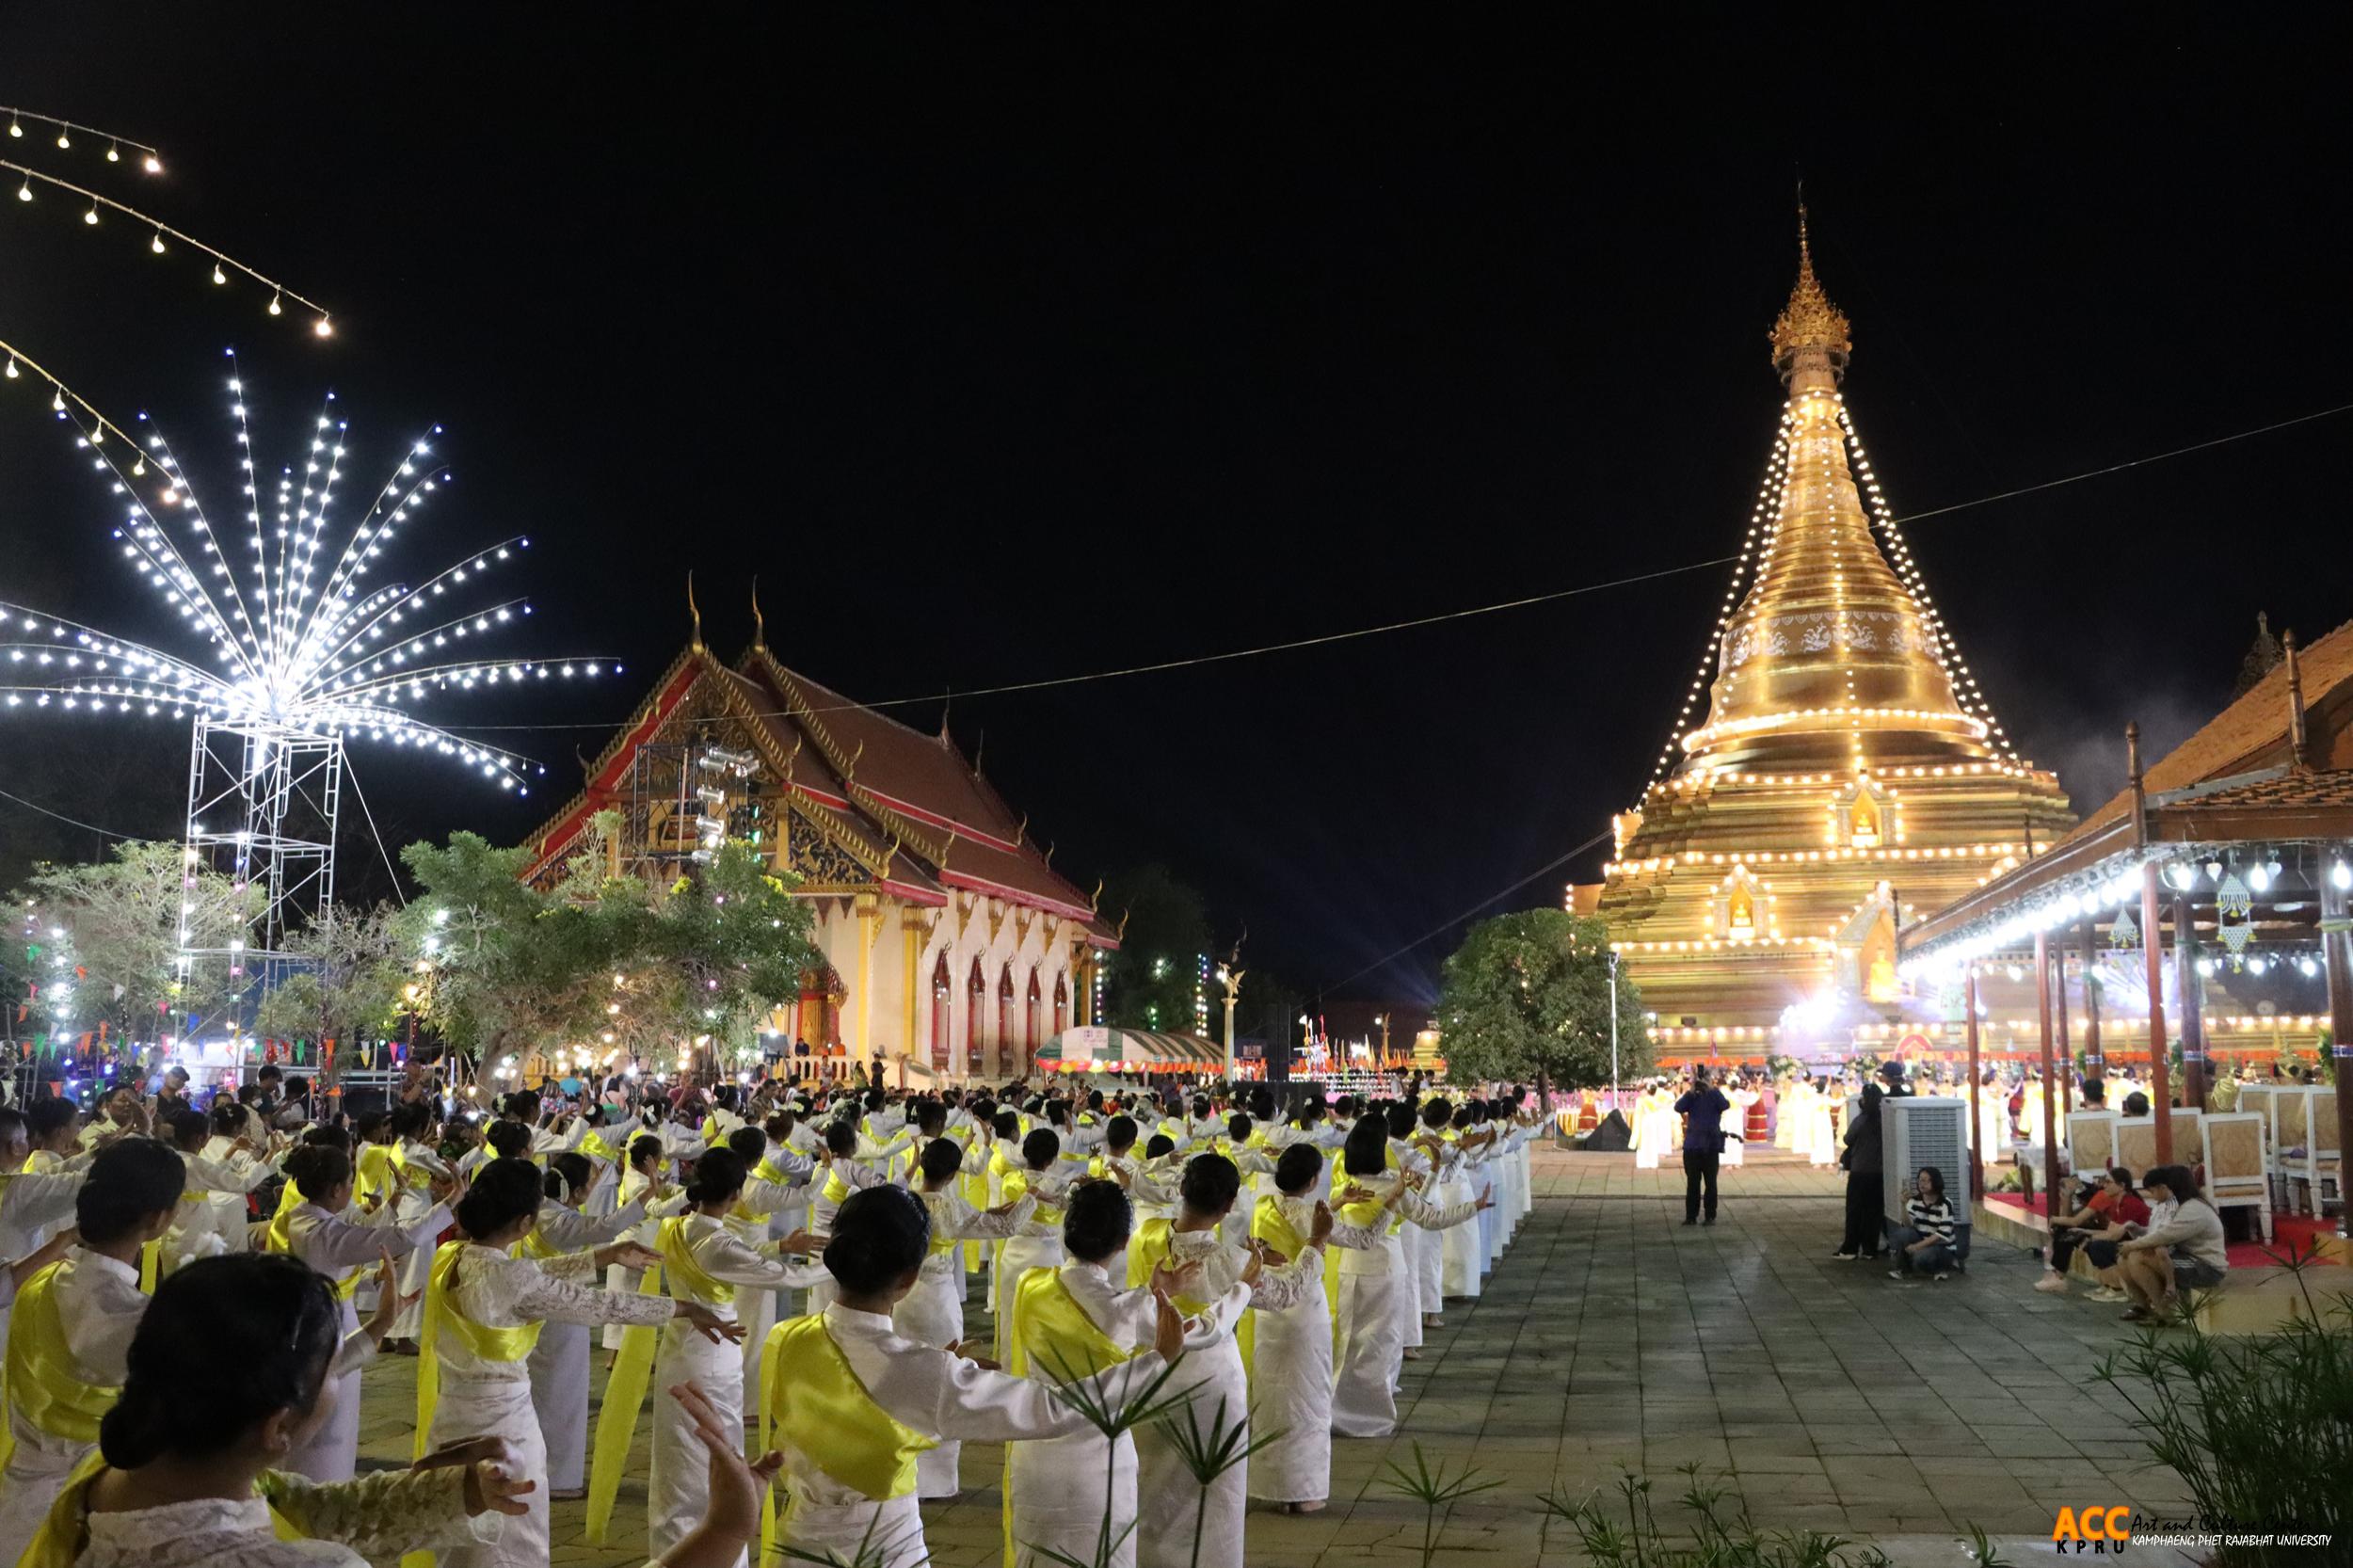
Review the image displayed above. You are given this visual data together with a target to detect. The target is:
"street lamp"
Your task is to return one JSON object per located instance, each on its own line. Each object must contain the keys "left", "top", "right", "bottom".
{"left": 1372, "top": 1013, "right": 1389, "bottom": 1065}
{"left": 1608, "top": 951, "right": 1621, "bottom": 1107}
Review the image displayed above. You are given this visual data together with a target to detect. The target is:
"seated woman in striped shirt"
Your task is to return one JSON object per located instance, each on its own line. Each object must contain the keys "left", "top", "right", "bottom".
{"left": 1889, "top": 1166, "right": 1959, "bottom": 1282}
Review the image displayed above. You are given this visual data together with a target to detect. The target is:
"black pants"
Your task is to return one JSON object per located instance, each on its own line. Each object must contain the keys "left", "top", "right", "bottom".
{"left": 2050, "top": 1230, "right": 2120, "bottom": 1273}
{"left": 1841, "top": 1170, "right": 1884, "bottom": 1255}
{"left": 1683, "top": 1147, "right": 1720, "bottom": 1221}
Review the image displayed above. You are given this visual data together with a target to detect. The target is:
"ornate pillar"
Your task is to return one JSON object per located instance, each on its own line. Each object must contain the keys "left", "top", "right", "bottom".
{"left": 2079, "top": 921, "right": 2104, "bottom": 1081}
{"left": 901, "top": 909, "right": 928, "bottom": 1081}
{"left": 2172, "top": 893, "right": 2207, "bottom": 1112}
{"left": 1220, "top": 965, "right": 1243, "bottom": 1079}
{"left": 1964, "top": 965, "right": 1984, "bottom": 1201}
{"left": 2035, "top": 929, "right": 2059, "bottom": 1207}
{"left": 853, "top": 892, "right": 880, "bottom": 1062}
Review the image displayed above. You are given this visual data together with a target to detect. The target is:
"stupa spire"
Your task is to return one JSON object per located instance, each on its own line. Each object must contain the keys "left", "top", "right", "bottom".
{"left": 1770, "top": 196, "right": 1852, "bottom": 386}
{"left": 1676, "top": 202, "right": 1989, "bottom": 775}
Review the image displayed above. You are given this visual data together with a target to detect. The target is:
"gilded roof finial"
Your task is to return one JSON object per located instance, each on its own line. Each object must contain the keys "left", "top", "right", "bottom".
{"left": 750, "top": 576, "right": 766, "bottom": 650}
{"left": 687, "top": 571, "right": 704, "bottom": 650}
{"left": 1769, "top": 188, "right": 1851, "bottom": 380}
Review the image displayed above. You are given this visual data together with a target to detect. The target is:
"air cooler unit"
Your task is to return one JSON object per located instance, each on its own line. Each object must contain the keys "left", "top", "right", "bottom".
{"left": 1881, "top": 1096, "right": 1972, "bottom": 1259}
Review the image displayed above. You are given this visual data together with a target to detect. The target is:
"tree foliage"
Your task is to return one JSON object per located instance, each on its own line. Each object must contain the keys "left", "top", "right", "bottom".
{"left": 1434, "top": 909, "right": 1649, "bottom": 1088}
{"left": 252, "top": 903, "right": 409, "bottom": 1062}
{"left": 7, "top": 840, "right": 260, "bottom": 1043}
{"left": 1098, "top": 864, "right": 1212, "bottom": 1033}
{"left": 394, "top": 812, "right": 822, "bottom": 1077}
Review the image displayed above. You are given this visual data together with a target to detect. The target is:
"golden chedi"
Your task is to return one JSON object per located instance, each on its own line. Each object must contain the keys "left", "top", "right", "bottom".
{"left": 1590, "top": 209, "right": 2073, "bottom": 1055}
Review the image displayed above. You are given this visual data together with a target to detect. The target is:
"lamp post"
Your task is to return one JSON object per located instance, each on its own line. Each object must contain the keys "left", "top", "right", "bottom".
{"left": 1217, "top": 964, "right": 1243, "bottom": 1080}
{"left": 1609, "top": 950, "right": 1622, "bottom": 1107}
{"left": 1373, "top": 1013, "right": 1389, "bottom": 1068}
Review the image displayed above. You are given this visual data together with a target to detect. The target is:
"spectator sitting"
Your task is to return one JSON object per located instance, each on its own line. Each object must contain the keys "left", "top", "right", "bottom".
{"left": 2117, "top": 1163, "right": 2228, "bottom": 1322}
{"left": 2034, "top": 1166, "right": 2148, "bottom": 1298}
{"left": 2078, "top": 1076, "right": 2107, "bottom": 1111}
{"left": 2120, "top": 1090, "right": 2152, "bottom": 1118}
{"left": 1888, "top": 1165, "right": 1960, "bottom": 1282}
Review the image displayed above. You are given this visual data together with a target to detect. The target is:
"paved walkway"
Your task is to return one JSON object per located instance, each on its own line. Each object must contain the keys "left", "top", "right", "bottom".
{"left": 356, "top": 1147, "right": 2199, "bottom": 1564}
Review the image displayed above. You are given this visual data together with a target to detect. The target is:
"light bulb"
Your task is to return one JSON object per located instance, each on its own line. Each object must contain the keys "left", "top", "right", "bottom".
{"left": 6, "top": 119, "right": 19, "bottom": 137}
{"left": 106, "top": 142, "right": 120, "bottom": 163}
{"left": 15, "top": 181, "right": 29, "bottom": 202}
{"left": 2, "top": 359, "right": 14, "bottom": 379}
{"left": 211, "top": 264, "right": 226, "bottom": 284}
{"left": 312, "top": 315, "right": 333, "bottom": 338}
{"left": 83, "top": 204, "right": 99, "bottom": 225}
{"left": 2248, "top": 956, "right": 2268, "bottom": 975}
{"left": 2336, "top": 861, "right": 2352, "bottom": 891}
{"left": 55, "top": 130, "right": 69, "bottom": 150}
{"left": 142, "top": 154, "right": 162, "bottom": 174}
{"left": 2195, "top": 957, "right": 2215, "bottom": 978}
{"left": 2249, "top": 865, "right": 2271, "bottom": 892}
{"left": 51, "top": 391, "right": 65, "bottom": 412}
{"left": 150, "top": 231, "right": 166, "bottom": 254}
{"left": 268, "top": 294, "right": 282, "bottom": 316}
{"left": 2301, "top": 957, "right": 2320, "bottom": 977}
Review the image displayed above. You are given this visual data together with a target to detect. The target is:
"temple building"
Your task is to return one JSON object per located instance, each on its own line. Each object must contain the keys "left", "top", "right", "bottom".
{"left": 519, "top": 605, "right": 1117, "bottom": 1083}
{"left": 1585, "top": 212, "right": 2076, "bottom": 1058}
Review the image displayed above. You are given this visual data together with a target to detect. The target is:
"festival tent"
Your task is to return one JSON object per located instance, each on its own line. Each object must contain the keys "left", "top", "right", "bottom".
{"left": 1034, "top": 1027, "right": 1222, "bottom": 1075}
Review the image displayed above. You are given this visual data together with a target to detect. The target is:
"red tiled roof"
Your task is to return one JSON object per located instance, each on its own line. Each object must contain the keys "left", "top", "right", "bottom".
{"left": 520, "top": 645, "right": 1110, "bottom": 936}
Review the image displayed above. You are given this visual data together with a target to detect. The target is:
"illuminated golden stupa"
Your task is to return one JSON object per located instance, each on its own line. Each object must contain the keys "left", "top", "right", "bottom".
{"left": 1591, "top": 210, "right": 2075, "bottom": 1055}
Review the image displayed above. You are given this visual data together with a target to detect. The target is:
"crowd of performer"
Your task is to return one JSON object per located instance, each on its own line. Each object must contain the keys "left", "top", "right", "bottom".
{"left": 0, "top": 1065, "right": 1544, "bottom": 1568}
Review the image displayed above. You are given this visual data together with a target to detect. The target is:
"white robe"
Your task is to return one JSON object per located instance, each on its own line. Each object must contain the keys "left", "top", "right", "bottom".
{"left": 648, "top": 1212, "right": 800, "bottom": 1566}
{"left": 282, "top": 1195, "right": 452, "bottom": 1482}
{"left": 888, "top": 1186, "right": 1019, "bottom": 1497}
{"left": 1007, "top": 1259, "right": 1241, "bottom": 1568}
{"left": 1244, "top": 1197, "right": 1347, "bottom": 1505}
{"left": 1329, "top": 1186, "right": 1481, "bottom": 1440}
{"left": 776, "top": 1303, "right": 1101, "bottom": 1568}
{"left": 1133, "top": 1229, "right": 1321, "bottom": 1568}
{"left": 525, "top": 1197, "right": 645, "bottom": 1493}
{"left": 428, "top": 1241, "right": 674, "bottom": 1567}
{"left": 0, "top": 1249, "right": 146, "bottom": 1565}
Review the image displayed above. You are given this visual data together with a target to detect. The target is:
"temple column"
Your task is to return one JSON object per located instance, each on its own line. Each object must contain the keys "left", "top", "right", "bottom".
{"left": 2142, "top": 863, "right": 2174, "bottom": 1162}
{"left": 2054, "top": 939, "right": 2073, "bottom": 1116}
{"left": 853, "top": 892, "right": 880, "bottom": 1063}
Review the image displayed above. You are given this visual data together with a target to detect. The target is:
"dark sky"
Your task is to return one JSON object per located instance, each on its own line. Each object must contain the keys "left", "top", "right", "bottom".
{"left": 4, "top": 8, "right": 2350, "bottom": 1009}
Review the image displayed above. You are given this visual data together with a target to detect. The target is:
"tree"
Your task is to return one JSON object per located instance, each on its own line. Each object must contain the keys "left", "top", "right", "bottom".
{"left": 392, "top": 812, "right": 822, "bottom": 1085}
{"left": 252, "top": 903, "right": 408, "bottom": 1082}
{"left": 8, "top": 840, "right": 260, "bottom": 1048}
{"left": 1098, "top": 864, "right": 1212, "bottom": 1034}
{"left": 1434, "top": 909, "right": 1650, "bottom": 1092}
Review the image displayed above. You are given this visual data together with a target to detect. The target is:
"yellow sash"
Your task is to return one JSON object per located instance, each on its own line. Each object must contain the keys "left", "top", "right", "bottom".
{"left": 413, "top": 1241, "right": 542, "bottom": 1459}
{"left": 1001, "top": 1169, "right": 1065, "bottom": 1229}
{"left": 1338, "top": 1189, "right": 1406, "bottom": 1237}
{"left": 1003, "top": 1265, "right": 1136, "bottom": 1566}
{"left": 1125, "top": 1218, "right": 1219, "bottom": 1313}
{"left": 655, "top": 1214, "right": 733, "bottom": 1305}
{"left": 584, "top": 1261, "right": 666, "bottom": 1544}
{"left": 356, "top": 1144, "right": 398, "bottom": 1207}
{"left": 960, "top": 1164, "right": 989, "bottom": 1274}
{"left": 821, "top": 1169, "right": 850, "bottom": 1208}
{"left": 0, "top": 1262, "right": 118, "bottom": 1466}
{"left": 758, "top": 1316, "right": 936, "bottom": 1562}
{"left": 755, "top": 1159, "right": 792, "bottom": 1187}
{"left": 579, "top": 1129, "right": 622, "bottom": 1163}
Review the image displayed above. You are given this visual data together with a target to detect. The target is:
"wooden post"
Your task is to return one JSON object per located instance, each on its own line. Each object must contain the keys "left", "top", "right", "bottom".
{"left": 2143, "top": 863, "right": 2174, "bottom": 1162}
{"left": 2173, "top": 893, "right": 2207, "bottom": 1112}
{"left": 1965, "top": 965, "right": 1985, "bottom": 1200}
{"left": 2080, "top": 920, "right": 2105, "bottom": 1081}
{"left": 2036, "top": 929, "right": 2060, "bottom": 1208}
{"left": 2324, "top": 862, "right": 2353, "bottom": 1239}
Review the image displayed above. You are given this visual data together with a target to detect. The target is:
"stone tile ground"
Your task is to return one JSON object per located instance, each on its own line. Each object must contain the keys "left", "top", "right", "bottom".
{"left": 357, "top": 1147, "right": 2200, "bottom": 1564}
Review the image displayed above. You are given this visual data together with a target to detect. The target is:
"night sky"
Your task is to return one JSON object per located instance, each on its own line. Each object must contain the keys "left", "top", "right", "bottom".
{"left": 4, "top": 9, "right": 2349, "bottom": 1011}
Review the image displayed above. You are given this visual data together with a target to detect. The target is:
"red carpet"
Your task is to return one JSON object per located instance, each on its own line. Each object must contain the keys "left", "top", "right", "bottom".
{"left": 1984, "top": 1191, "right": 2341, "bottom": 1269}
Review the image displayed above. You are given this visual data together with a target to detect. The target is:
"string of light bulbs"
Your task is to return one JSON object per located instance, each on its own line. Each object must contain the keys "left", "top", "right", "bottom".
{"left": 2, "top": 107, "right": 163, "bottom": 171}
{"left": 1, "top": 159, "right": 333, "bottom": 334}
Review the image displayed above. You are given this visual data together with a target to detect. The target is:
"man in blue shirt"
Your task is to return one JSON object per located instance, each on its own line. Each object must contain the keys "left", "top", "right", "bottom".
{"left": 1674, "top": 1067, "right": 1734, "bottom": 1225}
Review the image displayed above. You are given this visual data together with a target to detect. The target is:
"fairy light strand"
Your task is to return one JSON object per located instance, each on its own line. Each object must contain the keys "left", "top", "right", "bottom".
{"left": 1, "top": 160, "right": 332, "bottom": 332}
{"left": 2, "top": 107, "right": 164, "bottom": 170}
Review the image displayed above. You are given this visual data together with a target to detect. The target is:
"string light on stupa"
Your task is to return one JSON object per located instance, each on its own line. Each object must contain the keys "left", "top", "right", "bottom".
{"left": 0, "top": 107, "right": 164, "bottom": 172}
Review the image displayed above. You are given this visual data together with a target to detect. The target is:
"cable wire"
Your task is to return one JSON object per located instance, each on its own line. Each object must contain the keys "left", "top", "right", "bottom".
{"left": 0, "top": 783, "right": 137, "bottom": 840}
{"left": 1328, "top": 828, "right": 1615, "bottom": 992}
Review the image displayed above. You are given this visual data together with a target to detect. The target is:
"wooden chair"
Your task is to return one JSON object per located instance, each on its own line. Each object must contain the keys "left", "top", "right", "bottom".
{"left": 2275, "top": 1089, "right": 2313, "bottom": 1214}
{"left": 2065, "top": 1111, "right": 2120, "bottom": 1185}
{"left": 2199, "top": 1112, "right": 2273, "bottom": 1242}
{"left": 2288, "top": 1089, "right": 2342, "bottom": 1218}
{"left": 2114, "top": 1116, "right": 2158, "bottom": 1182}
{"left": 2236, "top": 1082, "right": 2279, "bottom": 1207}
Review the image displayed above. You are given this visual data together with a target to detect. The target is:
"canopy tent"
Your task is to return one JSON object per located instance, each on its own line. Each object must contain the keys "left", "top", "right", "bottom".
{"left": 1034, "top": 1026, "right": 1222, "bottom": 1075}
